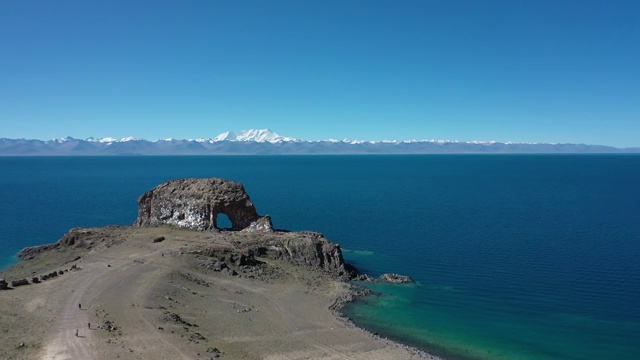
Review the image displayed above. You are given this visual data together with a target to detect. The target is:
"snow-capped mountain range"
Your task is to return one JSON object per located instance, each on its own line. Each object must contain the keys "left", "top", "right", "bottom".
{"left": 1, "top": 129, "right": 638, "bottom": 155}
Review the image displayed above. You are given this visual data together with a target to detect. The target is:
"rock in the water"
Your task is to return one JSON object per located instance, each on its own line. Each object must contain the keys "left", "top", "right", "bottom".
{"left": 134, "top": 178, "right": 272, "bottom": 232}
{"left": 356, "top": 274, "right": 376, "bottom": 282}
{"left": 379, "top": 273, "right": 413, "bottom": 284}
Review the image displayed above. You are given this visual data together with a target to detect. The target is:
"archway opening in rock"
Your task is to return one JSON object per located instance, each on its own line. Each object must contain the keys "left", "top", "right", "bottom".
{"left": 216, "top": 213, "right": 233, "bottom": 230}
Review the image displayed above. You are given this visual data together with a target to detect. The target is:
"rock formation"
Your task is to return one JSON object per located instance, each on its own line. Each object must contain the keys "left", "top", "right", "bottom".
{"left": 355, "top": 273, "right": 413, "bottom": 284}
{"left": 260, "top": 231, "right": 353, "bottom": 277}
{"left": 134, "top": 178, "right": 273, "bottom": 232}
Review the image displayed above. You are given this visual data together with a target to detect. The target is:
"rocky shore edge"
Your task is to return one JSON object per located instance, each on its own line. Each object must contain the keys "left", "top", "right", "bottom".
{"left": 329, "top": 282, "right": 442, "bottom": 360}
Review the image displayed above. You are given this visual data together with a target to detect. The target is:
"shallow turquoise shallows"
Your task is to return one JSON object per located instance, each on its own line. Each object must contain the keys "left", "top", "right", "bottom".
{"left": 1, "top": 155, "right": 639, "bottom": 359}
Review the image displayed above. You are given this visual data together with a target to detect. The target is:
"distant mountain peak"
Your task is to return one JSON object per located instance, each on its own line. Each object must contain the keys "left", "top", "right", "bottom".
{"left": 85, "top": 136, "right": 141, "bottom": 144}
{"left": 212, "top": 131, "right": 237, "bottom": 142}
{"left": 212, "top": 129, "right": 298, "bottom": 143}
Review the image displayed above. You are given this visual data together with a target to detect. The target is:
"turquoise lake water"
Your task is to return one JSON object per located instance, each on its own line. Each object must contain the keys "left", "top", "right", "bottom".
{"left": 1, "top": 155, "right": 639, "bottom": 359}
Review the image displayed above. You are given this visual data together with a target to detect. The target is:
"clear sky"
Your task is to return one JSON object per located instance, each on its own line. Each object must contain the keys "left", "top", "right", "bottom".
{"left": 1, "top": 1, "right": 639, "bottom": 146}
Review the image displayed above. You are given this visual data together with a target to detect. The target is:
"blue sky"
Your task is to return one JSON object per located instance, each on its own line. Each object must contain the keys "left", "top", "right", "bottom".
{"left": 1, "top": 1, "right": 639, "bottom": 146}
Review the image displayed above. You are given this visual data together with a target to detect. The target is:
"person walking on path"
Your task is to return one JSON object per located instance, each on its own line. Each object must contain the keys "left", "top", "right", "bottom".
{"left": 88, "top": 322, "right": 90, "bottom": 329}
{"left": 75, "top": 329, "right": 78, "bottom": 337}
{"left": 78, "top": 303, "right": 81, "bottom": 310}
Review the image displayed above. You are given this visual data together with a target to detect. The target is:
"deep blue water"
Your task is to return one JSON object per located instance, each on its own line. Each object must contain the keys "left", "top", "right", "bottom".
{"left": 1, "top": 155, "right": 639, "bottom": 359}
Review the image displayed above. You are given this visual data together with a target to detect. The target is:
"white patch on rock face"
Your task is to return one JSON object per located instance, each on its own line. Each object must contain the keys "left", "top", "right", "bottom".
{"left": 242, "top": 216, "right": 273, "bottom": 233}
{"left": 159, "top": 207, "right": 173, "bottom": 220}
{"left": 166, "top": 207, "right": 209, "bottom": 230}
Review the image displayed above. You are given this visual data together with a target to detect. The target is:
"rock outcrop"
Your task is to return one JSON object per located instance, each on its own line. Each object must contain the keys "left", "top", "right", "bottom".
{"left": 134, "top": 178, "right": 273, "bottom": 232}
{"left": 18, "top": 227, "right": 114, "bottom": 260}
{"left": 355, "top": 273, "right": 413, "bottom": 284}
{"left": 196, "top": 231, "right": 357, "bottom": 280}
{"left": 262, "top": 231, "right": 353, "bottom": 277}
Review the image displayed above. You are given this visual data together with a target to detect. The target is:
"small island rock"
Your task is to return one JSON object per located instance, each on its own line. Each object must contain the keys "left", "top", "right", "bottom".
{"left": 379, "top": 273, "right": 413, "bottom": 284}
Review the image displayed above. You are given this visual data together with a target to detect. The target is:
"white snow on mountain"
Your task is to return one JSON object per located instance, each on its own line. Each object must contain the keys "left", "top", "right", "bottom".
{"left": 55, "top": 130, "right": 478, "bottom": 145}
{"left": 189, "top": 129, "right": 297, "bottom": 143}
{"left": 44, "top": 130, "right": 555, "bottom": 147}
{"left": 212, "top": 131, "right": 237, "bottom": 142}
{"left": 51, "top": 136, "right": 73, "bottom": 143}
{"left": 234, "top": 129, "right": 298, "bottom": 143}
{"left": 86, "top": 137, "right": 141, "bottom": 143}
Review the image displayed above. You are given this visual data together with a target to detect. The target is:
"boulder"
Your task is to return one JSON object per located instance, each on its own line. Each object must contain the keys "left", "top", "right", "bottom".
{"left": 153, "top": 236, "right": 166, "bottom": 243}
{"left": 356, "top": 274, "right": 376, "bottom": 282}
{"left": 0, "top": 279, "right": 8, "bottom": 290}
{"left": 200, "top": 260, "right": 227, "bottom": 272}
{"left": 11, "top": 279, "right": 29, "bottom": 287}
{"left": 134, "top": 178, "right": 270, "bottom": 231}
{"left": 242, "top": 215, "right": 274, "bottom": 233}
{"left": 221, "top": 268, "right": 237, "bottom": 277}
{"left": 212, "top": 261, "right": 227, "bottom": 271}
{"left": 230, "top": 253, "right": 261, "bottom": 267}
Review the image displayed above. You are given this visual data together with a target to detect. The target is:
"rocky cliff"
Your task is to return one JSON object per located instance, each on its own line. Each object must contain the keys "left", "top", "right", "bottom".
{"left": 229, "top": 231, "right": 356, "bottom": 279}
{"left": 134, "top": 178, "right": 272, "bottom": 232}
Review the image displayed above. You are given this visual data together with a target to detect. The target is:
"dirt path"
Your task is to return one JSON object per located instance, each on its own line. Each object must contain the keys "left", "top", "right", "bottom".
{"left": 38, "top": 250, "right": 163, "bottom": 360}
{"left": 39, "top": 262, "right": 100, "bottom": 360}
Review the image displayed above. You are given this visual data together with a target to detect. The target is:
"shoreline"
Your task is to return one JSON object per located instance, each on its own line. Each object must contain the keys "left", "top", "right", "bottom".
{"left": 0, "top": 225, "right": 441, "bottom": 360}
{"left": 330, "top": 282, "right": 443, "bottom": 360}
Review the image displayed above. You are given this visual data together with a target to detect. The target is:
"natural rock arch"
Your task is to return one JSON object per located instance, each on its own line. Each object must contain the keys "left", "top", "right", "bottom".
{"left": 134, "top": 178, "right": 271, "bottom": 231}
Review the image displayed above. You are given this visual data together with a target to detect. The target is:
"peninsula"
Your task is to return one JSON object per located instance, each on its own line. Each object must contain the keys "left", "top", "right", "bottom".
{"left": 0, "top": 178, "right": 437, "bottom": 360}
